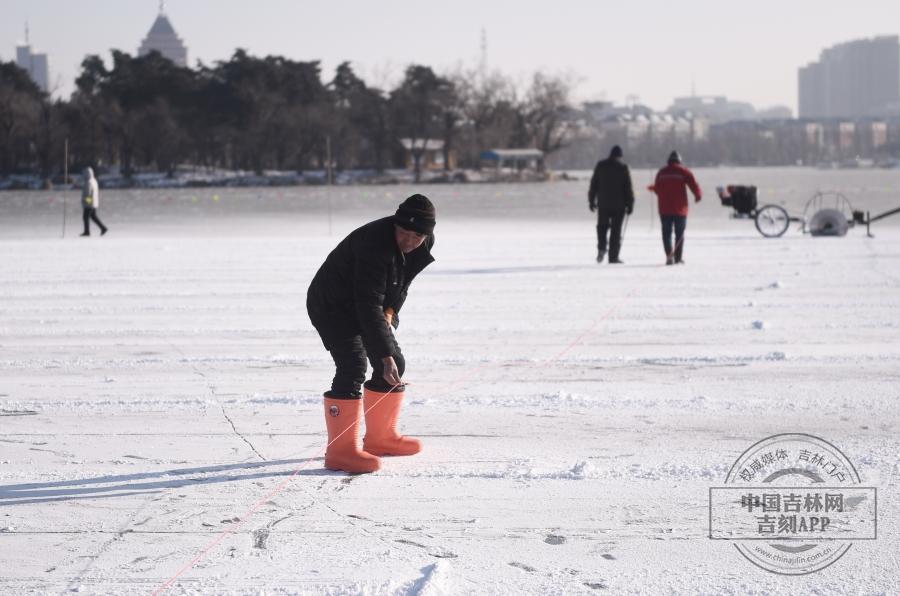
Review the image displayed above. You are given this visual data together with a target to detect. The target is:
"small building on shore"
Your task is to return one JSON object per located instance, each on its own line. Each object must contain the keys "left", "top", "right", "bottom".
{"left": 399, "top": 138, "right": 456, "bottom": 171}
{"left": 480, "top": 148, "right": 545, "bottom": 172}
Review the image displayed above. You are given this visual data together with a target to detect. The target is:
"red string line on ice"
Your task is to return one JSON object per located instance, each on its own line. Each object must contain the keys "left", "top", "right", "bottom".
{"left": 416, "top": 289, "right": 637, "bottom": 398}
{"left": 153, "top": 381, "right": 401, "bottom": 596}
{"left": 155, "top": 251, "right": 669, "bottom": 594}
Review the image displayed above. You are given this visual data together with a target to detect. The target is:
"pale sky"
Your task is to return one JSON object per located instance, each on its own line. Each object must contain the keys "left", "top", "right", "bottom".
{"left": 2, "top": 0, "right": 899, "bottom": 114}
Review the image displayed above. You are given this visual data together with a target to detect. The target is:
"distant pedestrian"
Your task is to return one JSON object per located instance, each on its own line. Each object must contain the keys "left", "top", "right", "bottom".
{"left": 650, "top": 151, "right": 701, "bottom": 265}
{"left": 588, "top": 145, "right": 634, "bottom": 264}
{"left": 80, "top": 167, "right": 108, "bottom": 237}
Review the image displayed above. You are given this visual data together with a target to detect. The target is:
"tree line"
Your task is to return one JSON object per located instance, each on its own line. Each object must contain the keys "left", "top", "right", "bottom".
{"left": 0, "top": 49, "right": 576, "bottom": 181}
{"left": 7, "top": 50, "right": 895, "bottom": 183}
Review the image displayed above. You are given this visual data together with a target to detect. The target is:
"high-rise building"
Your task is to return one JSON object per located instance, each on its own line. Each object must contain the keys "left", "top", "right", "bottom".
{"left": 798, "top": 36, "right": 900, "bottom": 118}
{"left": 138, "top": 2, "right": 188, "bottom": 66}
{"left": 798, "top": 62, "right": 825, "bottom": 118}
{"left": 15, "top": 24, "right": 50, "bottom": 93}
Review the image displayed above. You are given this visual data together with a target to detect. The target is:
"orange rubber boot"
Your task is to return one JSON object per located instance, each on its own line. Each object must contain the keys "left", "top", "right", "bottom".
{"left": 324, "top": 397, "right": 380, "bottom": 473}
{"left": 362, "top": 388, "right": 422, "bottom": 456}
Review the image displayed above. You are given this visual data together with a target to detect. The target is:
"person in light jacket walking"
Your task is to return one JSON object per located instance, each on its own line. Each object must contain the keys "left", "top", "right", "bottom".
{"left": 80, "top": 167, "right": 108, "bottom": 237}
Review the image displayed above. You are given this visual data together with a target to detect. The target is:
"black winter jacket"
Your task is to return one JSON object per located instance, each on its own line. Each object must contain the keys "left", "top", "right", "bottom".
{"left": 306, "top": 217, "right": 435, "bottom": 358}
{"left": 588, "top": 157, "right": 635, "bottom": 211}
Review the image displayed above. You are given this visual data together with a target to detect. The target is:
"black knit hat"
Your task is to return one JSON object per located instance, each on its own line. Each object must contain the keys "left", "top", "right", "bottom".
{"left": 668, "top": 150, "right": 682, "bottom": 164}
{"left": 609, "top": 145, "right": 623, "bottom": 159}
{"left": 394, "top": 194, "right": 436, "bottom": 235}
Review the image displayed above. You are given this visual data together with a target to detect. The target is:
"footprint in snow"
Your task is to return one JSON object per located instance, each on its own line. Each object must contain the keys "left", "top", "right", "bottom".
{"left": 428, "top": 548, "right": 458, "bottom": 559}
{"left": 396, "top": 538, "right": 428, "bottom": 548}
{"left": 396, "top": 539, "right": 457, "bottom": 558}
{"left": 252, "top": 528, "right": 269, "bottom": 549}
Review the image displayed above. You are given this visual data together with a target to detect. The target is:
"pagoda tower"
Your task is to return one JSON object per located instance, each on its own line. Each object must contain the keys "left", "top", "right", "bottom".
{"left": 138, "top": 1, "right": 188, "bottom": 66}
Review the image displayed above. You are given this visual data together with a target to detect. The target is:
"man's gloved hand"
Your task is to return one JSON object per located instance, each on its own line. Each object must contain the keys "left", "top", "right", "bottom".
{"left": 381, "top": 356, "right": 401, "bottom": 387}
{"left": 589, "top": 202, "right": 597, "bottom": 213}
{"left": 625, "top": 204, "right": 633, "bottom": 215}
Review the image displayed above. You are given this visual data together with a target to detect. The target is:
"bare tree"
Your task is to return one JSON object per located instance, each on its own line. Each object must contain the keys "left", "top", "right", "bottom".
{"left": 451, "top": 68, "right": 519, "bottom": 167}
{"left": 522, "top": 72, "right": 577, "bottom": 164}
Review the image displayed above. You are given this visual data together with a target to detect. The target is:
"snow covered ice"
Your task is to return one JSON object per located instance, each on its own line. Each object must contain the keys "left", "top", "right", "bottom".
{"left": 1, "top": 170, "right": 899, "bottom": 594}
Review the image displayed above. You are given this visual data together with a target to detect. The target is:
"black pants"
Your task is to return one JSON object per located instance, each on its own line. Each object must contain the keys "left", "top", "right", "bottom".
{"left": 661, "top": 215, "right": 687, "bottom": 261}
{"left": 326, "top": 334, "right": 405, "bottom": 398}
{"left": 82, "top": 207, "right": 107, "bottom": 234}
{"left": 596, "top": 208, "right": 626, "bottom": 260}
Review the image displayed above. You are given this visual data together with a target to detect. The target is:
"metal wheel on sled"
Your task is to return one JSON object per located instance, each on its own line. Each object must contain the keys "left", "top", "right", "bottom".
{"left": 754, "top": 204, "right": 790, "bottom": 237}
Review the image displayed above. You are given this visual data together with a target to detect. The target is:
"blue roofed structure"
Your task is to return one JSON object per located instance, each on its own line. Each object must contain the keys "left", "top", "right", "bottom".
{"left": 479, "top": 148, "right": 544, "bottom": 171}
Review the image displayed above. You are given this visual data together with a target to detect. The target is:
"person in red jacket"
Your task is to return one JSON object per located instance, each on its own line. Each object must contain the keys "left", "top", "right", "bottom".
{"left": 651, "top": 151, "right": 702, "bottom": 265}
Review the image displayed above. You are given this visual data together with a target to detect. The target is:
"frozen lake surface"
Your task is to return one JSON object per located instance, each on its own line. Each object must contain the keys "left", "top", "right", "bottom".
{"left": 1, "top": 169, "right": 899, "bottom": 594}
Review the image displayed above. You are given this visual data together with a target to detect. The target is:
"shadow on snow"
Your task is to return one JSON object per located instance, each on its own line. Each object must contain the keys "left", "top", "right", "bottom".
{"left": 0, "top": 458, "right": 341, "bottom": 506}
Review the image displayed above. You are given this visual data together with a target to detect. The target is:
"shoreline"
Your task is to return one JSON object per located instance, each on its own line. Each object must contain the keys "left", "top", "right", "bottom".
{"left": 0, "top": 168, "right": 570, "bottom": 192}
{"left": 4, "top": 163, "right": 899, "bottom": 192}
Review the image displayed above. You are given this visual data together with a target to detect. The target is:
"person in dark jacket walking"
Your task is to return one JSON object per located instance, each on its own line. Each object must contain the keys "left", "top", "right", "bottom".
{"left": 650, "top": 151, "right": 702, "bottom": 265}
{"left": 80, "top": 167, "right": 108, "bottom": 237}
{"left": 307, "top": 194, "right": 436, "bottom": 474}
{"left": 588, "top": 145, "right": 635, "bottom": 263}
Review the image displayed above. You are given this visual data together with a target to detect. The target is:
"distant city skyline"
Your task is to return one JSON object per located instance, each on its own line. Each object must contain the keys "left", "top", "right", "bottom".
{"left": 2, "top": 0, "right": 899, "bottom": 114}
{"left": 799, "top": 35, "right": 900, "bottom": 118}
